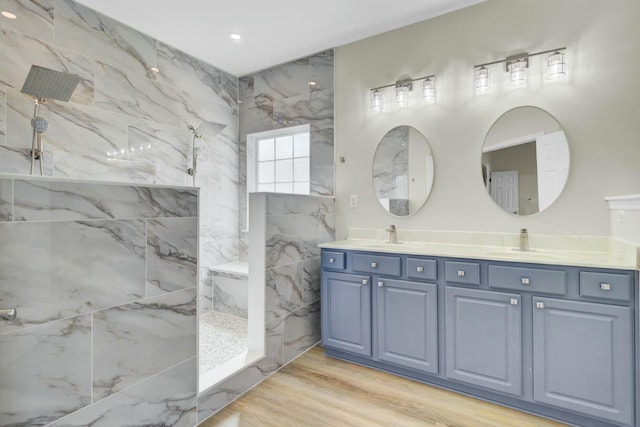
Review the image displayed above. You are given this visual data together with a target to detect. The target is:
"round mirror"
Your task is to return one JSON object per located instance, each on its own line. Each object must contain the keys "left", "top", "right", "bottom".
{"left": 373, "top": 126, "right": 434, "bottom": 217}
{"left": 481, "top": 106, "right": 569, "bottom": 215}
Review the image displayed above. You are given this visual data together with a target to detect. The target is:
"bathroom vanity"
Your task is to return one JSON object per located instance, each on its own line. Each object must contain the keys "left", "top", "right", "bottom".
{"left": 319, "top": 239, "right": 639, "bottom": 427}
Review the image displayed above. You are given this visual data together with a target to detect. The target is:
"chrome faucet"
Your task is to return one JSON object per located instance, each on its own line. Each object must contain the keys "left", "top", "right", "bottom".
{"left": 386, "top": 224, "right": 398, "bottom": 244}
{"left": 519, "top": 228, "right": 529, "bottom": 251}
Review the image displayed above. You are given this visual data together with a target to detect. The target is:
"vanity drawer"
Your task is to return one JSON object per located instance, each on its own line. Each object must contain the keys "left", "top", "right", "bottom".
{"left": 444, "top": 261, "right": 480, "bottom": 286}
{"left": 321, "top": 250, "right": 346, "bottom": 270}
{"left": 579, "top": 271, "right": 631, "bottom": 302}
{"left": 489, "top": 265, "right": 566, "bottom": 295}
{"left": 407, "top": 258, "right": 437, "bottom": 281}
{"left": 352, "top": 253, "right": 401, "bottom": 277}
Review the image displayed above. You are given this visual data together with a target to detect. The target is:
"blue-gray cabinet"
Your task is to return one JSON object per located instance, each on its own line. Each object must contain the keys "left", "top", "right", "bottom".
{"left": 533, "top": 297, "right": 633, "bottom": 426}
{"left": 377, "top": 279, "right": 438, "bottom": 373}
{"left": 320, "top": 247, "right": 638, "bottom": 427}
{"left": 445, "top": 287, "right": 522, "bottom": 396}
{"left": 321, "top": 271, "right": 372, "bottom": 356}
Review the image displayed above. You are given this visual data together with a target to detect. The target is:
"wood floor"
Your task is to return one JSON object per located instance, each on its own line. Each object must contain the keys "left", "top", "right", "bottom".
{"left": 200, "top": 346, "right": 567, "bottom": 427}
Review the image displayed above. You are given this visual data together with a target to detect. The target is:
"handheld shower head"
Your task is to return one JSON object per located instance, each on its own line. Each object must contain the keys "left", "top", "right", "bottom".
{"left": 31, "top": 116, "right": 49, "bottom": 133}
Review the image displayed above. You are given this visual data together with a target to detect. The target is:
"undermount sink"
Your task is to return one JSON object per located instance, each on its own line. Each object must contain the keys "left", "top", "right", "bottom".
{"left": 485, "top": 248, "right": 566, "bottom": 261}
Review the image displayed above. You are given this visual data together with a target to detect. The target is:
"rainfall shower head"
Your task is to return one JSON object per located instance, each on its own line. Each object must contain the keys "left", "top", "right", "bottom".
{"left": 188, "top": 121, "right": 226, "bottom": 139}
{"left": 21, "top": 65, "right": 81, "bottom": 102}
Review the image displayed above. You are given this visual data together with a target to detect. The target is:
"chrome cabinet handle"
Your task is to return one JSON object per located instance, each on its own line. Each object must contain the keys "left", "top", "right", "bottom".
{"left": 510, "top": 298, "right": 519, "bottom": 306}
{"left": 416, "top": 266, "right": 424, "bottom": 272}
{"left": 536, "top": 301, "right": 545, "bottom": 309}
{"left": 457, "top": 270, "right": 465, "bottom": 277}
{"left": 378, "top": 281, "right": 384, "bottom": 287}
{"left": 0, "top": 308, "right": 17, "bottom": 321}
{"left": 362, "top": 279, "right": 368, "bottom": 285}
{"left": 371, "top": 262, "right": 378, "bottom": 268}
{"left": 521, "top": 277, "right": 530, "bottom": 285}
{"left": 600, "top": 283, "right": 611, "bottom": 291}
{"left": 329, "top": 257, "right": 335, "bottom": 263}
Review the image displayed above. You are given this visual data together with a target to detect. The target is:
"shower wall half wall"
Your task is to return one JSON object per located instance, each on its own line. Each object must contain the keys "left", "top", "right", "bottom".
{"left": 0, "top": 0, "right": 240, "bottom": 294}
{"left": 0, "top": 177, "right": 198, "bottom": 426}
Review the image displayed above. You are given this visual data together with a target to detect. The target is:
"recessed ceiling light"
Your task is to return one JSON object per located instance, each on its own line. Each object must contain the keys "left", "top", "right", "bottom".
{"left": 1, "top": 11, "right": 17, "bottom": 19}
{"left": 230, "top": 33, "right": 241, "bottom": 40}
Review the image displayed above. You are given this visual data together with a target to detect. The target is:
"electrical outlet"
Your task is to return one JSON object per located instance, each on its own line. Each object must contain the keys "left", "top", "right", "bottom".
{"left": 350, "top": 194, "right": 358, "bottom": 208}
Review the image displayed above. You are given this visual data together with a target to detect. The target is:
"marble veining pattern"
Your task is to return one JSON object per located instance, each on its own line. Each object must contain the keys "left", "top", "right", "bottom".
{"left": 213, "top": 272, "right": 249, "bottom": 318}
{"left": 54, "top": 0, "right": 157, "bottom": 76}
{"left": 50, "top": 358, "right": 197, "bottom": 427}
{"left": 0, "top": 86, "right": 5, "bottom": 145}
{"left": 283, "top": 302, "right": 320, "bottom": 364}
{"left": 0, "top": 178, "right": 12, "bottom": 221}
{"left": 0, "top": 145, "right": 54, "bottom": 176}
{"left": 0, "top": 315, "right": 91, "bottom": 427}
{"left": 265, "top": 263, "right": 303, "bottom": 322}
{"left": 92, "top": 287, "right": 197, "bottom": 400}
{"left": 13, "top": 179, "right": 197, "bottom": 221}
{"left": 0, "top": 219, "right": 146, "bottom": 333}
{"left": 199, "top": 267, "right": 213, "bottom": 313}
{"left": 146, "top": 217, "right": 198, "bottom": 297}
{"left": 0, "top": 28, "right": 95, "bottom": 105}
{"left": 0, "top": 0, "right": 54, "bottom": 42}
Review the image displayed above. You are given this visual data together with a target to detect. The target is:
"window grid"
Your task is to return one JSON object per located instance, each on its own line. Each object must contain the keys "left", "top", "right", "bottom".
{"left": 256, "top": 129, "right": 310, "bottom": 195}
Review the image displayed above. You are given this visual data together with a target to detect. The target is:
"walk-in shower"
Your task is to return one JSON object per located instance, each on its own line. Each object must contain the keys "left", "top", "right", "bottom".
{"left": 20, "top": 65, "right": 81, "bottom": 175}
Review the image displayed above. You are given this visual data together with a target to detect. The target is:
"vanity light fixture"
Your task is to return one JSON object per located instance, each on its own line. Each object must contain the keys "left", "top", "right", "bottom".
{"left": 474, "top": 47, "right": 567, "bottom": 93}
{"left": 369, "top": 74, "right": 436, "bottom": 112}
{"left": 474, "top": 66, "right": 490, "bottom": 94}
{"left": 370, "top": 89, "right": 383, "bottom": 113}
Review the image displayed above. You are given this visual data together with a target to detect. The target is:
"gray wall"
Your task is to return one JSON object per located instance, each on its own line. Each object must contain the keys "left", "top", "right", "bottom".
{"left": 0, "top": 177, "right": 198, "bottom": 426}
{"left": 335, "top": 0, "right": 640, "bottom": 237}
{"left": 198, "top": 193, "right": 335, "bottom": 421}
{"left": 0, "top": 0, "right": 240, "bottom": 309}
{"left": 238, "top": 51, "right": 335, "bottom": 259}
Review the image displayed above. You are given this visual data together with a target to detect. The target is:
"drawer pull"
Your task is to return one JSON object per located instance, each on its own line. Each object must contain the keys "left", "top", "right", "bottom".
{"left": 600, "top": 282, "right": 611, "bottom": 291}
{"left": 416, "top": 266, "right": 424, "bottom": 272}
{"left": 521, "top": 277, "right": 530, "bottom": 285}
{"left": 378, "top": 281, "right": 384, "bottom": 287}
{"left": 536, "top": 301, "right": 545, "bottom": 309}
{"left": 510, "top": 298, "right": 519, "bottom": 306}
{"left": 457, "top": 270, "right": 465, "bottom": 277}
{"left": 371, "top": 262, "right": 378, "bottom": 268}
{"left": 362, "top": 279, "right": 368, "bottom": 285}
{"left": 329, "top": 258, "right": 335, "bottom": 263}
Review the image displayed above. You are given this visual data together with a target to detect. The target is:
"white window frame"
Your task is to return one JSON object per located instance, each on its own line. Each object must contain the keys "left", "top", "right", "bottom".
{"left": 247, "top": 124, "right": 311, "bottom": 196}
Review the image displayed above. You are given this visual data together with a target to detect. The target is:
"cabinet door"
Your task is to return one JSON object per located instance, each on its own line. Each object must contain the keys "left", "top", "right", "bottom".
{"left": 377, "top": 279, "right": 438, "bottom": 374}
{"left": 533, "top": 297, "right": 633, "bottom": 426}
{"left": 321, "top": 271, "right": 372, "bottom": 356}
{"left": 445, "top": 287, "right": 522, "bottom": 396}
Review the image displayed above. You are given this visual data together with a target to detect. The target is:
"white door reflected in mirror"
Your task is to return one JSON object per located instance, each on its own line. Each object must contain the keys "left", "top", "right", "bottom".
{"left": 482, "top": 106, "right": 570, "bottom": 216}
{"left": 373, "top": 126, "right": 434, "bottom": 217}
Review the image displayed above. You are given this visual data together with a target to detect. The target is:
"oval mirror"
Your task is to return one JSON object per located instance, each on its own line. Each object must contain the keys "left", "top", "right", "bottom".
{"left": 481, "top": 106, "right": 569, "bottom": 216}
{"left": 373, "top": 126, "right": 434, "bottom": 217}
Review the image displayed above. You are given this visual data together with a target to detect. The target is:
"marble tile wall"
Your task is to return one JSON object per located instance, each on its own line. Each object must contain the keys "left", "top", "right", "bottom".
{"left": 238, "top": 50, "right": 335, "bottom": 260}
{"left": 197, "top": 193, "right": 335, "bottom": 421}
{"left": 212, "top": 271, "right": 249, "bottom": 318}
{"left": 0, "top": 176, "right": 198, "bottom": 426}
{"left": 0, "top": 0, "right": 239, "bottom": 288}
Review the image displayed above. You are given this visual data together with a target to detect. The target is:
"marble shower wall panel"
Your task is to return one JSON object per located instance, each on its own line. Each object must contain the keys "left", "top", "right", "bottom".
{"left": 0, "top": 0, "right": 55, "bottom": 42}
{"left": 0, "top": 27, "right": 95, "bottom": 105}
{"left": 0, "top": 177, "right": 198, "bottom": 425}
{"left": 0, "top": 219, "right": 146, "bottom": 333}
{"left": 0, "top": 178, "right": 12, "bottom": 220}
{"left": 93, "top": 287, "right": 197, "bottom": 400}
{"left": 197, "top": 194, "right": 334, "bottom": 422}
{"left": 54, "top": 0, "right": 157, "bottom": 77}
{"left": 50, "top": 358, "right": 197, "bottom": 427}
{"left": 0, "top": 314, "right": 91, "bottom": 427}
{"left": 12, "top": 179, "right": 197, "bottom": 221}
{"left": 0, "top": 145, "right": 54, "bottom": 175}
{"left": 0, "top": 86, "right": 5, "bottom": 145}
{"left": 54, "top": 150, "right": 157, "bottom": 183}
{"left": 212, "top": 272, "right": 249, "bottom": 318}
{"left": 146, "top": 217, "right": 198, "bottom": 297}
{"left": 253, "top": 58, "right": 311, "bottom": 102}
{"left": 199, "top": 268, "right": 213, "bottom": 313}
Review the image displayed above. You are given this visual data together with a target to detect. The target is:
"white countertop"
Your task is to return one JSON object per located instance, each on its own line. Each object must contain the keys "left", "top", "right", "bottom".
{"left": 319, "top": 238, "right": 640, "bottom": 270}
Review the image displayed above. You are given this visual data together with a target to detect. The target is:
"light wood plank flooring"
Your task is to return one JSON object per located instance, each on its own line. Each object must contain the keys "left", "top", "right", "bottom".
{"left": 200, "top": 346, "right": 567, "bottom": 427}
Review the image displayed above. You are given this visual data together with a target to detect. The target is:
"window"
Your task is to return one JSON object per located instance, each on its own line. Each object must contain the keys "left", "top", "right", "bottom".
{"left": 248, "top": 125, "right": 310, "bottom": 195}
